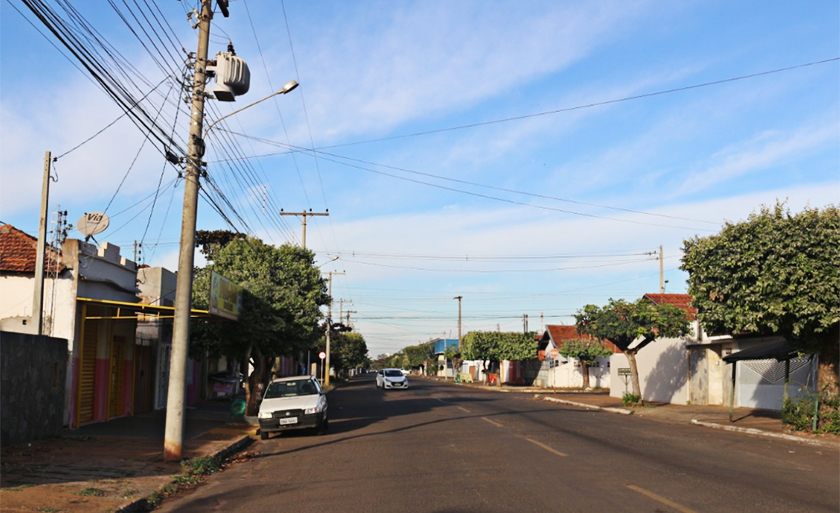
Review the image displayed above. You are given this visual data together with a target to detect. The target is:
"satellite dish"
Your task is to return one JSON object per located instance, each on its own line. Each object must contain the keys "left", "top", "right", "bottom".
{"left": 77, "top": 212, "right": 110, "bottom": 237}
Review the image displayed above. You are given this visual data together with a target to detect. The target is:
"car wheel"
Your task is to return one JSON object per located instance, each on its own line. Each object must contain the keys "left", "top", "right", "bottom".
{"left": 260, "top": 430, "right": 269, "bottom": 440}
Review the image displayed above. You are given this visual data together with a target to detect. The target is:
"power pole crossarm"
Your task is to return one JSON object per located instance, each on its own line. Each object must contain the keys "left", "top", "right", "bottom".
{"left": 279, "top": 210, "right": 328, "bottom": 249}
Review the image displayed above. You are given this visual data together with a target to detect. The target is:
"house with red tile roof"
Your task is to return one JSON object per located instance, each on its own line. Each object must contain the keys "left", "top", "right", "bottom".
{"left": 606, "top": 293, "right": 700, "bottom": 404}
{"left": 536, "top": 325, "right": 616, "bottom": 389}
{"left": 606, "top": 293, "right": 816, "bottom": 410}
{"left": 1, "top": 223, "right": 139, "bottom": 428}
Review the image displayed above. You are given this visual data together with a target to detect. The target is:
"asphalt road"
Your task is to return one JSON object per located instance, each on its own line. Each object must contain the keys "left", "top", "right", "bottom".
{"left": 155, "top": 374, "right": 840, "bottom": 513}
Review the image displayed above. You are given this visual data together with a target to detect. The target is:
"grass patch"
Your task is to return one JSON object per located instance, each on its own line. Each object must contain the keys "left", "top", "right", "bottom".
{"left": 182, "top": 456, "right": 220, "bottom": 476}
{"left": 76, "top": 487, "right": 107, "bottom": 497}
{"left": 2, "top": 483, "right": 36, "bottom": 492}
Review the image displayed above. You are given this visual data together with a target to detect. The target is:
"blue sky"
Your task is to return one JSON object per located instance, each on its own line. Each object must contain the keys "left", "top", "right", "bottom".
{"left": 1, "top": 1, "right": 838, "bottom": 357}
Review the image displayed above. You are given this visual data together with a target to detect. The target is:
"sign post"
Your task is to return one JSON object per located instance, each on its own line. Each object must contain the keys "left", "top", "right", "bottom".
{"left": 618, "top": 368, "right": 632, "bottom": 393}
{"left": 318, "top": 351, "right": 326, "bottom": 384}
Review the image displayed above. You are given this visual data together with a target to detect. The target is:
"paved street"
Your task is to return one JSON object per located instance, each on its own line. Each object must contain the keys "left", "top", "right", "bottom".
{"left": 154, "top": 375, "right": 839, "bottom": 513}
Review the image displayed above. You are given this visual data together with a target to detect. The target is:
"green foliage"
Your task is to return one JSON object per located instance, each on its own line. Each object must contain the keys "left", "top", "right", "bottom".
{"left": 557, "top": 338, "right": 613, "bottom": 363}
{"left": 325, "top": 332, "right": 369, "bottom": 374}
{"left": 190, "top": 238, "right": 329, "bottom": 362}
{"left": 574, "top": 298, "right": 690, "bottom": 352}
{"left": 407, "top": 344, "right": 434, "bottom": 366}
{"left": 681, "top": 203, "right": 840, "bottom": 355}
{"left": 460, "top": 331, "right": 537, "bottom": 364}
{"left": 782, "top": 393, "right": 840, "bottom": 435}
{"left": 621, "top": 392, "right": 641, "bottom": 406}
{"left": 182, "top": 456, "right": 220, "bottom": 476}
{"left": 195, "top": 229, "right": 246, "bottom": 261}
{"left": 76, "top": 487, "right": 106, "bottom": 497}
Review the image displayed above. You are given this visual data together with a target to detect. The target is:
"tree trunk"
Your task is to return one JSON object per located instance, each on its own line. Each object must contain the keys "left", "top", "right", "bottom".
{"left": 626, "top": 349, "right": 643, "bottom": 404}
{"left": 818, "top": 342, "right": 839, "bottom": 397}
{"left": 580, "top": 360, "right": 591, "bottom": 390}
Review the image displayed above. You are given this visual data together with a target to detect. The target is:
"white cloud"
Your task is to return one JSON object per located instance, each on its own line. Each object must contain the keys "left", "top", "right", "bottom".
{"left": 675, "top": 121, "right": 837, "bottom": 196}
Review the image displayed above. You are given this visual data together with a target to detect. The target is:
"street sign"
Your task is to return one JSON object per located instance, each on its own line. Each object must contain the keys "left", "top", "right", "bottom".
{"left": 618, "top": 368, "right": 631, "bottom": 376}
{"left": 318, "top": 351, "right": 326, "bottom": 360}
{"left": 549, "top": 348, "right": 560, "bottom": 358}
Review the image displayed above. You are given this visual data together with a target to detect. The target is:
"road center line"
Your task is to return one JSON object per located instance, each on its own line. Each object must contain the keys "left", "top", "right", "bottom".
{"left": 625, "top": 484, "right": 698, "bottom": 513}
{"left": 524, "top": 437, "right": 567, "bottom": 457}
{"left": 482, "top": 417, "right": 503, "bottom": 427}
{"left": 457, "top": 406, "right": 471, "bottom": 413}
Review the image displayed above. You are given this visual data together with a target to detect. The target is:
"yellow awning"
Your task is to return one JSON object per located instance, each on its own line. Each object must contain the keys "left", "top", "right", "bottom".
{"left": 77, "top": 297, "right": 210, "bottom": 320}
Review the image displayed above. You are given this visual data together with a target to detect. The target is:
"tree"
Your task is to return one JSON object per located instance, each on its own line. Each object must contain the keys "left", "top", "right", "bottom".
{"left": 190, "top": 237, "right": 329, "bottom": 415}
{"left": 681, "top": 203, "right": 840, "bottom": 397}
{"left": 557, "top": 338, "right": 613, "bottom": 390}
{"left": 575, "top": 298, "right": 689, "bottom": 403}
{"left": 318, "top": 331, "right": 368, "bottom": 377}
{"left": 404, "top": 343, "right": 435, "bottom": 373}
{"left": 460, "top": 331, "right": 537, "bottom": 382}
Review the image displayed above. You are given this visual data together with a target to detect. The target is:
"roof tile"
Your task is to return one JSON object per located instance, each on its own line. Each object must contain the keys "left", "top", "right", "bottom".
{"left": 0, "top": 224, "right": 65, "bottom": 273}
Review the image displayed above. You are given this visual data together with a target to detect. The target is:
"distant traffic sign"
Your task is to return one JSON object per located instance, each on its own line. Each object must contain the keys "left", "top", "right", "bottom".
{"left": 549, "top": 348, "right": 560, "bottom": 358}
{"left": 318, "top": 351, "right": 326, "bottom": 360}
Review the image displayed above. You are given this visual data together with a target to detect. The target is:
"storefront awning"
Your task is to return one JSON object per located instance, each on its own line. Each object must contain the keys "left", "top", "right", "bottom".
{"left": 77, "top": 297, "right": 210, "bottom": 320}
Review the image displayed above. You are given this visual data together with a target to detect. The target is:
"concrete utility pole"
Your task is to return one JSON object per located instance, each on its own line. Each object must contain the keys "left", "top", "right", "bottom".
{"left": 523, "top": 314, "right": 529, "bottom": 333}
{"left": 453, "top": 296, "right": 462, "bottom": 347}
{"left": 324, "top": 271, "right": 344, "bottom": 387}
{"left": 279, "top": 209, "right": 329, "bottom": 249}
{"left": 659, "top": 245, "right": 665, "bottom": 294}
{"left": 165, "top": 0, "right": 213, "bottom": 463}
{"left": 32, "top": 151, "right": 52, "bottom": 336}
{"left": 338, "top": 298, "right": 353, "bottom": 322}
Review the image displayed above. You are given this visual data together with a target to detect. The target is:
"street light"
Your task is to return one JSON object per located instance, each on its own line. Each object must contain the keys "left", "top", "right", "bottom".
{"left": 317, "top": 255, "right": 340, "bottom": 268}
{"left": 203, "top": 80, "right": 299, "bottom": 138}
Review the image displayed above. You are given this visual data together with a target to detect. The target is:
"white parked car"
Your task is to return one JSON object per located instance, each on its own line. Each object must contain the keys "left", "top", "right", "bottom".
{"left": 376, "top": 368, "right": 409, "bottom": 390}
{"left": 258, "top": 376, "right": 328, "bottom": 440}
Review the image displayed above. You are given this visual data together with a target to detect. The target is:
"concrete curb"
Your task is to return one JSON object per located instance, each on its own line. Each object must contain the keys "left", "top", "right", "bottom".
{"left": 538, "top": 395, "right": 632, "bottom": 415}
{"left": 116, "top": 433, "right": 255, "bottom": 513}
{"left": 690, "top": 419, "right": 840, "bottom": 448}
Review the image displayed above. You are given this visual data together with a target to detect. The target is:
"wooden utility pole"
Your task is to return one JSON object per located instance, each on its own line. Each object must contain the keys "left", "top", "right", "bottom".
{"left": 32, "top": 151, "right": 52, "bottom": 336}
{"left": 165, "top": 0, "right": 213, "bottom": 463}
{"left": 324, "top": 271, "right": 344, "bottom": 387}
{"left": 279, "top": 209, "right": 329, "bottom": 249}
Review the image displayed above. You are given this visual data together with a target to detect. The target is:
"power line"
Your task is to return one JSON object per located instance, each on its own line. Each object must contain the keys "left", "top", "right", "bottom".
{"left": 313, "top": 57, "right": 840, "bottom": 151}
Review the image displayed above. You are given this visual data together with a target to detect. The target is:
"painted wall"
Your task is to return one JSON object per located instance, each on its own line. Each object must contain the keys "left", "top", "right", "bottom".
{"left": 610, "top": 336, "right": 689, "bottom": 404}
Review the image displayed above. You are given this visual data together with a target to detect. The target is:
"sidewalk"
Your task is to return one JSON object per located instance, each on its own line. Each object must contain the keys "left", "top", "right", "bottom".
{"left": 0, "top": 400, "right": 257, "bottom": 513}
{"left": 440, "top": 377, "right": 839, "bottom": 448}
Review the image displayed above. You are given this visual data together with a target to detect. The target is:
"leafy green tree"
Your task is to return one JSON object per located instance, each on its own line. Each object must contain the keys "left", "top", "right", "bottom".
{"left": 190, "top": 237, "right": 329, "bottom": 414}
{"left": 444, "top": 345, "right": 462, "bottom": 380}
{"left": 575, "top": 298, "right": 689, "bottom": 403}
{"left": 404, "top": 343, "right": 435, "bottom": 373}
{"left": 681, "top": 203, "right": 840, "bottom": 397}
{"left": 317, "top": 331, "right": 369, "bottom": 377}
{"left": 460, "top": 331, "right": 537, "bottom": 382}
{"left": 557, "top": 338, "right": 613, "bottom": 390}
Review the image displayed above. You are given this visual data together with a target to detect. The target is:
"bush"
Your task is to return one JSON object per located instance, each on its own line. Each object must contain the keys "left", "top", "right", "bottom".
{"left": 622, "top": 392, "right": 641, "bottom": 407}
{"left": 782, "top": 393, "right": 840, "bottom": 435}
{"left": 182, "top": 456, "right": 220, "bottom": 476}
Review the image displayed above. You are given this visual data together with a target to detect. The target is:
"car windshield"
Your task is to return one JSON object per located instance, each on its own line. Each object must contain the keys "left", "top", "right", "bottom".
{"left": 384, "top": 370, "right": 403, "bottom": 377}
{"left": 264, "top": 379, "right": 318, "bottom": 399}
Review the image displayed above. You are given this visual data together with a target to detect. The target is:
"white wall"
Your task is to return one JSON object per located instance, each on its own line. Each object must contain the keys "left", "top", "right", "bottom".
{"left": 610, "top": 337, "right": 688, "bottom": 404}
{"left": 548, "top": 357, "right": 611, "bottom": 389}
